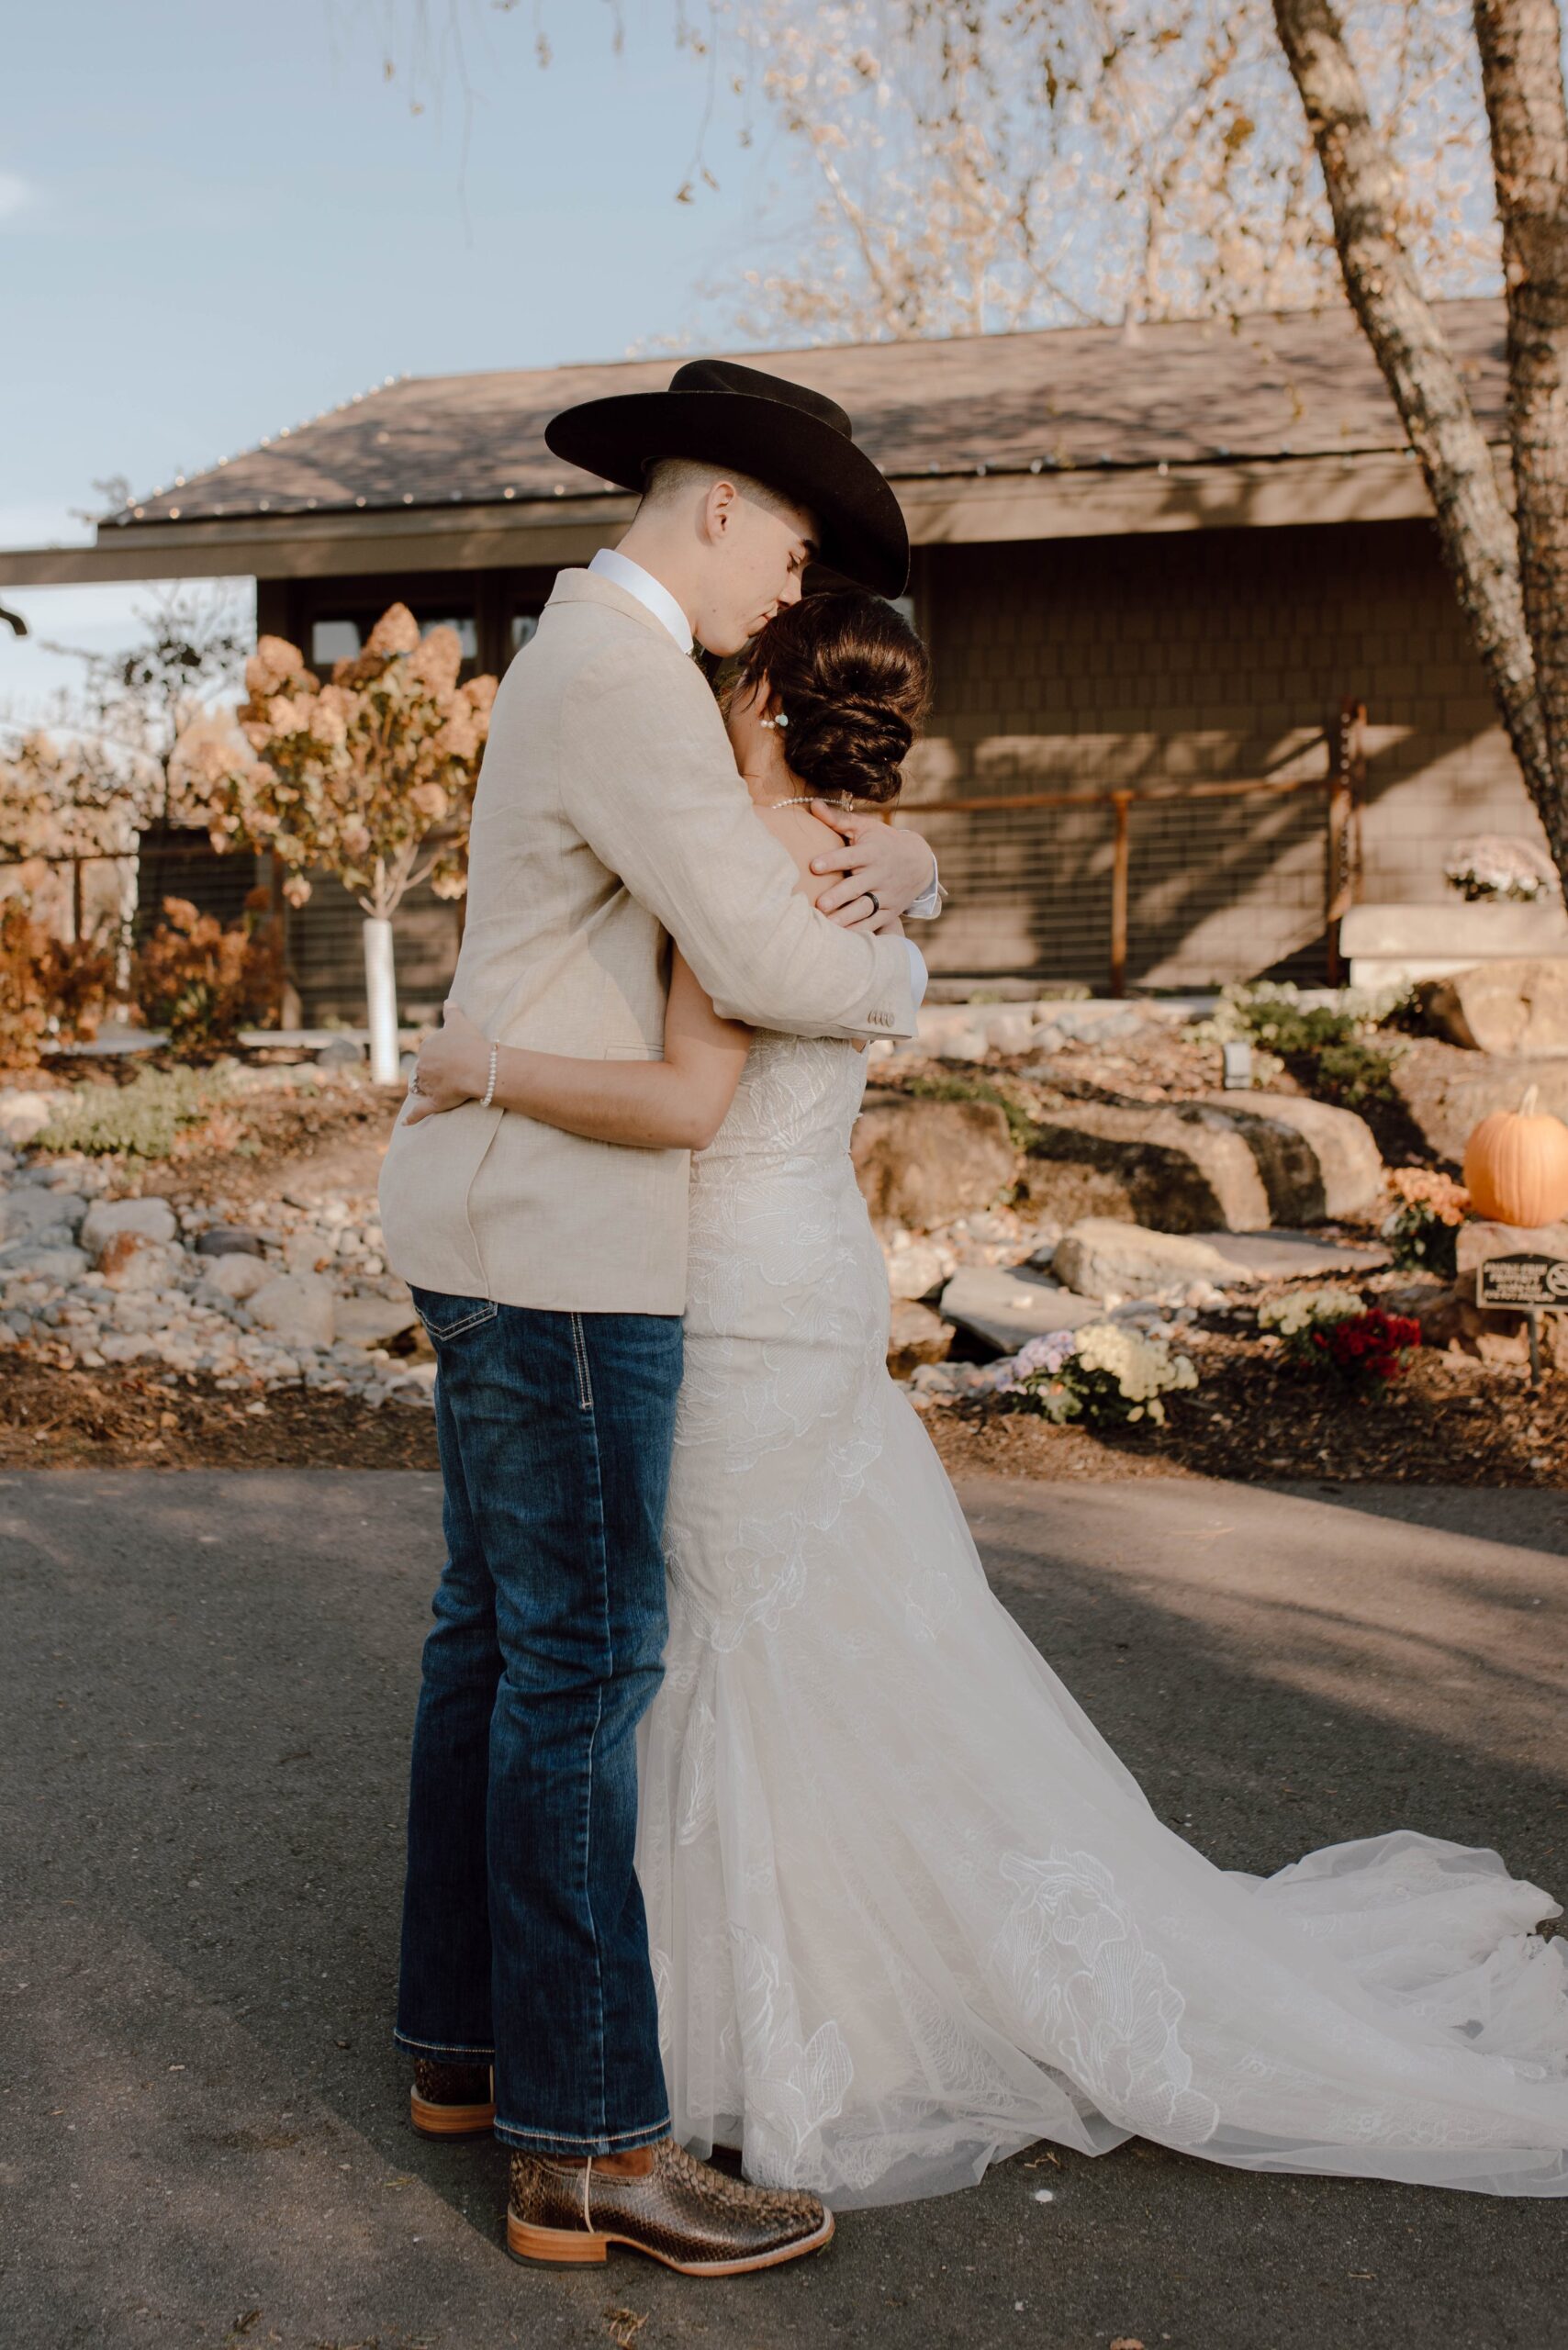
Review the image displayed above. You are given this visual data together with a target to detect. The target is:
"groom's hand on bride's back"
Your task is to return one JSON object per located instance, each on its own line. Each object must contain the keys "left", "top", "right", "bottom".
{"left": 808, "top": 803, "right": 937, "bottom": 928}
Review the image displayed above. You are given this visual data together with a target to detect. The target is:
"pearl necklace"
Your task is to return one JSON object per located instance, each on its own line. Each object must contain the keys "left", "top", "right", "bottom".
{"left": 768, "top": 795, "right": 856, "bottom": 811}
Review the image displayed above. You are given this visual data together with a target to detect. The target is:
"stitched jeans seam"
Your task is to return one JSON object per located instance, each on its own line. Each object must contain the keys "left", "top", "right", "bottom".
{"left": 569, "top": 1311, "right": 594, "bottom": 1411}
{"left": 578, "top": 1356, "right": 610, "bottom": 2140}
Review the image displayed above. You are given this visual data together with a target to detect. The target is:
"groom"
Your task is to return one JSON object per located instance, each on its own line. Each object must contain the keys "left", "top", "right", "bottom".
{"left": 378, "top": 359, "right": 940, "bottom": 2274}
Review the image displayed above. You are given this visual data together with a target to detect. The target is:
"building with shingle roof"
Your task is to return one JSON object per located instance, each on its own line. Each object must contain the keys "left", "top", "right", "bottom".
{"left": 4, "top": 298, "right": 1545, "bottom": 1018}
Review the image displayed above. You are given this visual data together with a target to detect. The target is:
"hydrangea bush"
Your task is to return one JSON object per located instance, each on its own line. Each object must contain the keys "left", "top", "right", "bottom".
{"left": 1002, "top": 1321, "right": 1198, "bottom": 1427}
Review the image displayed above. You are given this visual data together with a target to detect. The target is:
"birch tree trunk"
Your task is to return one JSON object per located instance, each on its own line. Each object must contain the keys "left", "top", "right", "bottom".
{"left": 1473, "top": 0, "right": 1568, "bottom": 867}
{"left": 1271, "top": 0, "right": 1568, "bottom": 880}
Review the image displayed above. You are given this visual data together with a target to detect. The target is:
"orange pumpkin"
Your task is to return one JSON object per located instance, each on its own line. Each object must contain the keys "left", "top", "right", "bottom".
{"left": 1462, "top": 1086, "right": 1568, "bottom": 1227}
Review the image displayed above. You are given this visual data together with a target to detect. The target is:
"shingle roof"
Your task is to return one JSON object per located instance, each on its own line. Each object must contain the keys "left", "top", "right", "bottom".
{"left": 114, "top": 297, "right": 1506, "bottom": 529}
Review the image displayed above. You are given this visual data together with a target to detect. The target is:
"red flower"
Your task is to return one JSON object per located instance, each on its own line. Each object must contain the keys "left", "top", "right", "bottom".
{"left": 1315, "top": 1308, "right": 1421, "bottom": 1388}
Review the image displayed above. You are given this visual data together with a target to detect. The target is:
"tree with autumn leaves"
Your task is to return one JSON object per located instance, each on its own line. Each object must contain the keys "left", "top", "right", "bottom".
{"left": 185, "top": 604, "right": 497, "bottom": 1082}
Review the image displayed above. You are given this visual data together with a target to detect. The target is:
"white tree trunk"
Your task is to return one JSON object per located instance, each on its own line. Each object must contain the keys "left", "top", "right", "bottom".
{"left": 363, "top": 916, "right": 401, "bottom": 1085}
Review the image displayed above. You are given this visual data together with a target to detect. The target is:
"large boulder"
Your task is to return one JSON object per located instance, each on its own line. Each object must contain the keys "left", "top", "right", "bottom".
{"left": 1418, "top": 957, "right": 1568, "bottom": 1058}
{"left": 1052, "top": 1220, "right": 1236, "bottom": 1301}
{"left": 1200, "top": 1092, "right": 1384, "bottom": 1221}
{"left": 853, "top": 1093, "right": 1018, "bottom": 1227}
{"left": 1026, "top": 1101, "right": 1271, "bottom": 1232}
{"left": 1392, "top": 1041, "right": 1568, "bottom": 1165}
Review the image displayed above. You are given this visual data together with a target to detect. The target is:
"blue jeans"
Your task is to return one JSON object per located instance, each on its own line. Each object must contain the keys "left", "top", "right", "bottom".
{"left": 394, "top": 1290, "right": 683, "bottom": 2154}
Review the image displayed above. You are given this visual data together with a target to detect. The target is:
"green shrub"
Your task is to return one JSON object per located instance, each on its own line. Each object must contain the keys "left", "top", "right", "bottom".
{"left": 1196, "top": 981, "right": 1405, "bottom": 1109}
{"left": 36, "top": 1066, "right": 229, "bottom": 1159}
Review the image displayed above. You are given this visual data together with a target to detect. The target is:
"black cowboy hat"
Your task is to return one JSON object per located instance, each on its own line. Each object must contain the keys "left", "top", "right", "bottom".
{"left": 544, "top": 357, "right": 910, "bottom": 599}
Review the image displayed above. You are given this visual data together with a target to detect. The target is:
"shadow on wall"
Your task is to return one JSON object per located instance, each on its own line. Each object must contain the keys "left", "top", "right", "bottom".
{"left": 914, "top": 517, "right": 1535, "bottom": 989}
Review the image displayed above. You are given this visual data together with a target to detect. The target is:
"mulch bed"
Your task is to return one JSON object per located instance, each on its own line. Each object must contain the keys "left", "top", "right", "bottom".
{"left": 3, "top": 1332, "right": 1560, "bottom": 1482}
{"left": 926, "top": 1334, "right": 1565, "bottom": 1485}
{"left": 0, "top": 1355, "right": 438, "bottom": 1471}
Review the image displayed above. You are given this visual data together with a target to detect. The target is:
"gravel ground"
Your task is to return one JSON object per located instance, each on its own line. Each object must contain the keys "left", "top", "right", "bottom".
{"left": 5, "top": 1471, "right": 1567, "bottom": 2350}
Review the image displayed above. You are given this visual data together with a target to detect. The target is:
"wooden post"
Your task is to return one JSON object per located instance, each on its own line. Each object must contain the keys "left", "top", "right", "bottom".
{"left": 1109, "top": 790, "right": 1132, "bottom": 998}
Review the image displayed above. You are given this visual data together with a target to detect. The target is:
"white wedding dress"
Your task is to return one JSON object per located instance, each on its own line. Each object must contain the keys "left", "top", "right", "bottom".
{"left": 636, "top": 1031, "right": 1568, "bottom": 2208}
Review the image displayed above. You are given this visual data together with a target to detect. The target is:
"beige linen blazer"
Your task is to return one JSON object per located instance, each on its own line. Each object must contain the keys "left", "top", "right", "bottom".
{"left": 378, "top": 567, "right": 915, "bottom": 1314}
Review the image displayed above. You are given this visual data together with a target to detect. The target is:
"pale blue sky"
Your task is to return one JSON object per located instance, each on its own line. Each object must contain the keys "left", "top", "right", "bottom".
{"left": 1, "top": 0, "right": 776, "bottom": 716}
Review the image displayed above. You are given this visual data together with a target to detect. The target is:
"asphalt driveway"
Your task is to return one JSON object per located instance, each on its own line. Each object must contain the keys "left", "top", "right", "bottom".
{"left": 4, "top": 1471, "right": 1566, "bottom": 2350}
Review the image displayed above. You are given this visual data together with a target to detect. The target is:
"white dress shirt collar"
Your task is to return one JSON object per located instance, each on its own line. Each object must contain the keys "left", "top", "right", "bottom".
{"left": 588, "top": 546, "right": 694, "bottom": 654}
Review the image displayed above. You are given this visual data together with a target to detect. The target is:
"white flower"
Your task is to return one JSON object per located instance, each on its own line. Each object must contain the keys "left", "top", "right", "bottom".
{"left": 1259, "top": 1285, "right": 1363, "bottom": 1338}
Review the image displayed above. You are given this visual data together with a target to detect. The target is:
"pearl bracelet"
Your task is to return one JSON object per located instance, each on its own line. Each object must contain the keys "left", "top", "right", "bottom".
{"left": 480, "top": 1042, "right": 499, "bottom": 1111}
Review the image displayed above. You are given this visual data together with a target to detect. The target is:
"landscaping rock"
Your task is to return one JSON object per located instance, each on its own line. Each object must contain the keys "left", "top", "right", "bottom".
{"left": 1201, "top": 1092, "right": 1384, "bottom": 1222}
{"left": 249, "top": 1273, "right": 336, "bottom": 1351}
{"left": 0, "top": 1241, "right": 89, "bottom": 1283}
{"left": 0, "top": 1090, "right": 54, "bottom": 1147}
{"left": 284, "top": 1226, "right": 337, "bottom": 1276}
{"left": 318, "top": 1036, "right": 364, "bottom": 1068}
{"left": 1027, "top": 1101, "right": 1271, "bottom": 1232}
{"left": 884, "top": 1238, "right": 950, "bottom": 1301}
{"left": 852, "top": 1093, "right": 1018, "bottom": 1227}
{"left": 333, "top": 1289, "right": 420, "bottom": 1349}
{"left": 80, "top": 1196, "right": 178, "bottom": 1254}
{"left": 939, "top": 1264, "right": 1101, "bottom": 1354}
{"left": 935, "top": 1025, "right": 991, "bottom": 1063}
{"left": 1419, "top": 957, "right": 1568, "bottom": 1058}
{"left": 1391, "top": 1040, "right": 1568, "bottom": 1166}
{"left": 1194, "top": 1231, "right": 1389, "bottom": 1281}
{"left": 98, "top": 1234, "right": 184, "bottom": 1292}
{"left": 0, "top": 1187, "right": 86, "bottom": 1245}
{"left": 1053, "top": 1220, "right": 1237, "bottom": 1301}
{"left": 1455, "top": 1217, "right": 1568, "bottom": 1274}
{"left": 887, "top": 1299, "right": 955, "bottom": 1379}
{"left": 194, "top": 1225, "right": 266, "bottom": 1259}
{"left": 199, "top": 1251, "right": 274, "bottom": 1304}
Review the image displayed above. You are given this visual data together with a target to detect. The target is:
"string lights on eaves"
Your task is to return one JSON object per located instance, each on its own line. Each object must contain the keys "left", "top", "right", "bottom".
{"left": 113, "top": 371, "right": 416, "bottom": 525}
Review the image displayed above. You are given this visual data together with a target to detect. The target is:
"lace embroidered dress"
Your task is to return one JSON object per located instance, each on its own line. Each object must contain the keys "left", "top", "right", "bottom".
{"left": 636, "top": 1031, "right": 1568, "bottom": 2208}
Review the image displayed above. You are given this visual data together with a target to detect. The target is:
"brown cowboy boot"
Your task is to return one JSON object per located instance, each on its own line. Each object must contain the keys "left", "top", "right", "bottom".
{"left": 409, "top": 2056, "right": 496, "bottom": 2139}
{"left": 505, "top": 2138, "right": 834, "bottom": 2276}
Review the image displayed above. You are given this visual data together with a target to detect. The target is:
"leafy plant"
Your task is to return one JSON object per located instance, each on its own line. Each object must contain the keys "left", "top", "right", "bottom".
{"left": 1260, "top": 1286, "right": 1420, "bottom": 1393}
{"left": 35, "top": 1065, "right": 230, "bottom": 1159}
{"left": 130, "top": 893, "right": 281, "bottom": 1058}
{"left": 1199, "top": 981, "right": 1405, "bottom": 1109}
{"left": 1383, "top": 1169, "right": 1471, "bottom": 1279}
{"left": 1002, "top": 1321, "right": 1197, "bottom": 1427}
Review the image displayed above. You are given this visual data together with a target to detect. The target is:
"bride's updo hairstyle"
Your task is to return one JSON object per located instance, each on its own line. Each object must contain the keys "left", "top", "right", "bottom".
{"left": 733, "top": 589, "right": 932, "bottom": 805}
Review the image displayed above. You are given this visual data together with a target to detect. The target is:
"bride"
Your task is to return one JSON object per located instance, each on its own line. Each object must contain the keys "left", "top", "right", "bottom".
{"left": 408, "top": 588, "right": 1568, "bottom": 2209}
